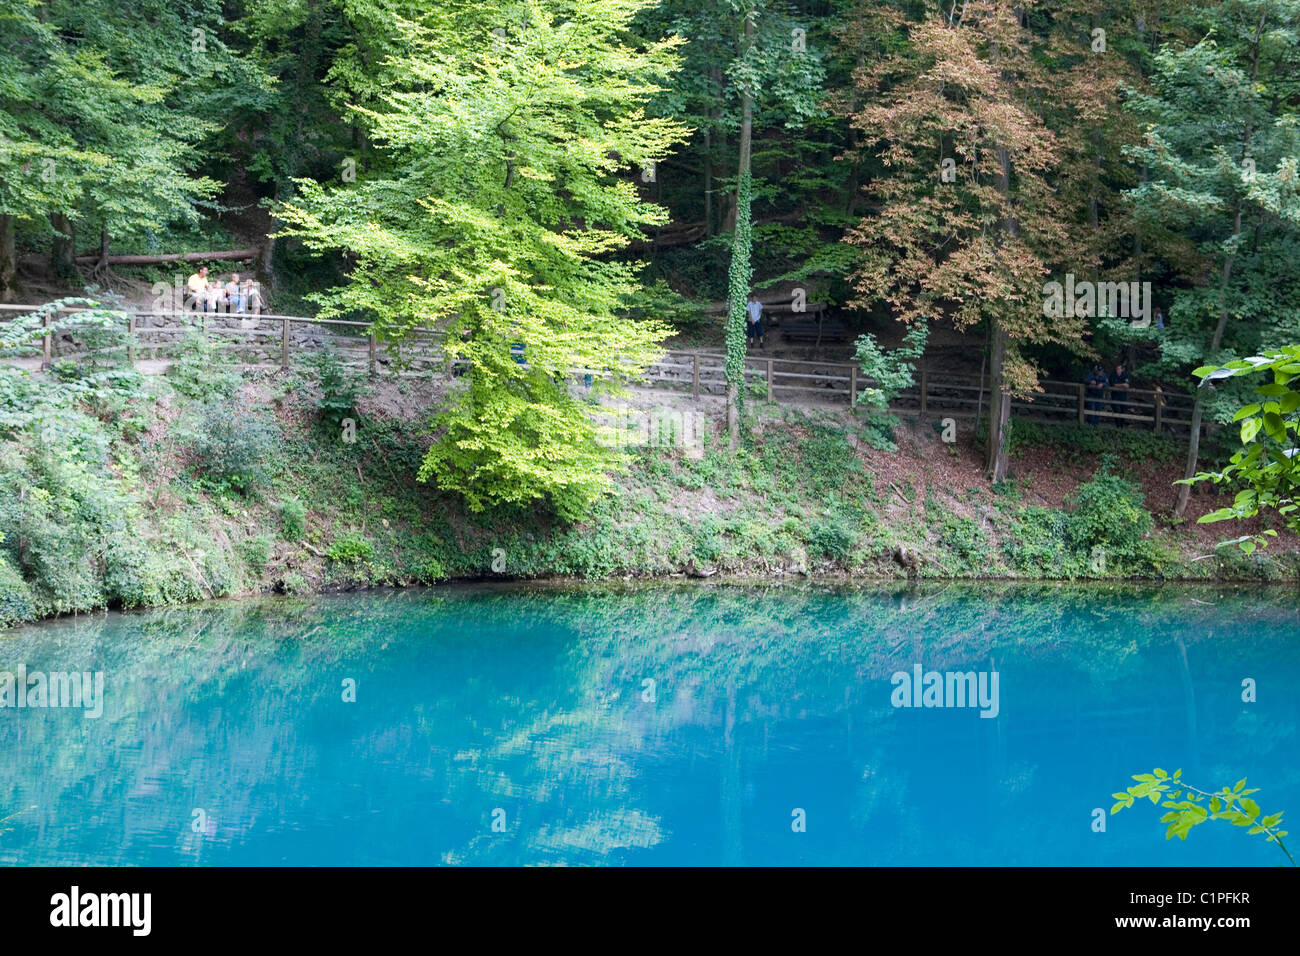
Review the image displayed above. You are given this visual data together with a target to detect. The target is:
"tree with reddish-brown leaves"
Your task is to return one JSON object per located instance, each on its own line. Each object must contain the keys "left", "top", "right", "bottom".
{"left": 841, "top": 1, "right": 1098, "bottom": 479}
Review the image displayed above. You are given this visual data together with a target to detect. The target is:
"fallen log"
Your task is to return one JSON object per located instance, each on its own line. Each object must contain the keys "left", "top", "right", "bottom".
{"left": 624, "top": 223, "right": 707, "bottom": 253}
{"left": 71, "top": 248, "right": 259, "bottom": 266}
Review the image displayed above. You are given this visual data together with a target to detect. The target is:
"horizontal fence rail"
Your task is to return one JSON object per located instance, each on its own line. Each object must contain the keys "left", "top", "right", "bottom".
{"left": 0, "top": 303, "right": 1203, "bottom": 435}
{"left": 655, "top": 348, "right": 1199, "bottom": 433}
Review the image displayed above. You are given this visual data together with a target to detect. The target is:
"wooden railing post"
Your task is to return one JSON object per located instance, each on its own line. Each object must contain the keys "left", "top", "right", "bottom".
{"left": 368, "top": 332, "right": 377, "bottom": 377}
{"left": 919, "top": 366, "right": 928, "bottom": 415}
{"left": 42, "top": 312, "right": 51, "bottom": 369}
{"left": 127, "top": 312, "right": 136, "bottom": 366}
{"left": 692, "top": 353, "right": 700, "bottom": 399}
{"left": 281, "top": 316, "right": 290, "bottom": 370}
{"left": 1077, "top": 383, "right": 1085, "bottom": 425}
{"left": 849, "top": 365, "right": 857, "bottom": 406}
{"left": 766, "top": 357, "right": 774, "bottom": 395}
{"left": 1153, "top": 386, "right": 1163, "bottom": 433}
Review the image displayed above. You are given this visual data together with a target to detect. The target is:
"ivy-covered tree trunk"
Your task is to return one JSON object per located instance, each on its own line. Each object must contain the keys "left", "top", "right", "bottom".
{"left": 724, "top": 12, "right": 756, "bottom": 446}
{"left": 725, "top": 171, "right": 753, "bottom": 446}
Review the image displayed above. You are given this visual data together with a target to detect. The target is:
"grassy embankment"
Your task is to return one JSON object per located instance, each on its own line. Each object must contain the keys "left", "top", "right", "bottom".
{"left": 1, "top": 334, "right": 1295, "bottom": 628}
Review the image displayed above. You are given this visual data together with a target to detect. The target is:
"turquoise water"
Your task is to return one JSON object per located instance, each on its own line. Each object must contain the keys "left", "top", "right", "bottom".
{"left": 0, "top": 583, "right": 1296, "bottom": 866}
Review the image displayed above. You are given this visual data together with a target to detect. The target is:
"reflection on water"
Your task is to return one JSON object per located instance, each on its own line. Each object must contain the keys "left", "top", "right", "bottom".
{"left": 0, "top": 582, "right": 1296, "bottom": 866}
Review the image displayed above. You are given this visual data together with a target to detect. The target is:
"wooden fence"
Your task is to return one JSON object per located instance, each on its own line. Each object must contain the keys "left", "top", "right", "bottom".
{"left": 652, "top": 349, "right": 1199, "bottom": 433}
{"left": 0, "top": 302, "right": 1201, "bottom": 434}
{"left": 0, "top": 304, "right": 448, "bottom": 377}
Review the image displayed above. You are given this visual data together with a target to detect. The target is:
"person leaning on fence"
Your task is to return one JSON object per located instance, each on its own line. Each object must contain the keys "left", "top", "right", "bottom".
{"left": 1084, "top": 363, "right": 1108, "bottom": 426}
{"left": 1110, "top": 361, "right": 1132, "bottom": 427}
{"left": 185, "top": 265, "right": 209, "bottom": 311}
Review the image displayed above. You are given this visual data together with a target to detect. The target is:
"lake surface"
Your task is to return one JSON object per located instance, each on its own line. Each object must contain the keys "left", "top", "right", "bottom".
{"left": 1, "top": 583, "right": 1296, "bottom": 866}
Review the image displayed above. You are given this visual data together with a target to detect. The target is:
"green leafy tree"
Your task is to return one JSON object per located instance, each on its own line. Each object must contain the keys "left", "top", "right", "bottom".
{"left": 853, "top": 320, "right": 926, "bottom": 450}
{"left": 0, "top": 0, "right": 94, "bottom": 297}
{"left": 0, "top": 0, "right": 264, "bottom": 294}
{"left": 219, "top": 0, "right": 370, "bottom": 287}
{"left": 638, "top": 0, "right": 831, "bottom": 237}
{"left": 1122, "top": 2, "right": 1300, "bottom": 515}
{"left": 1180, "top": 345, "right": 1300, "bottom": 551}
{"left": 636, "top": 0, "right": 827, "bottom": 443}
{"left": 278, "top": 0, "right": 690, "bottom": 518}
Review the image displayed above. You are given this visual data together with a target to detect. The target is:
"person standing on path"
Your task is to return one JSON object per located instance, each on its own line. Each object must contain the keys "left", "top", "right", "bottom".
{"left": 745, "top": 294, "right": 764, "bottom": 348}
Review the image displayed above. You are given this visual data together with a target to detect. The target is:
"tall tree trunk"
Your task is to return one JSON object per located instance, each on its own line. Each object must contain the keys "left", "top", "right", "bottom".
{"left": 1174, "top": 13, "right": 1265, "bottom": 518}
{"left": 986, "top": 320, "right": 1011, "bottom": 481}
{"left": 703, "top": 126, "right": 713, "bottom": 238}
{"left": 50, "top": 212, "right": 76, "bottom": 279}
{"left": 259, "top": 234, "right": 276, "bottom": 286}
{"left": 986, "top": 145, "right": 1015, "bottom": 481}
{"left": 96, "top": 228, "right": 110, "bottom": 273}
{"left": 259, "top": 181, "right": 281, "bottom": 293}
{"left": 712, "top": 67, "right": 731, "bottom": 234}
{"left": 1174, "top": 224, "right": 1239, "bottom": 516}
{"left": 1132, "top": 161, "right": 1147, "bottom": 378}
{"left": 0, "top": 214, "right": 16, "bottom": 302}
{"left": 725, "top": 12, "right": 756, "bottom": 447}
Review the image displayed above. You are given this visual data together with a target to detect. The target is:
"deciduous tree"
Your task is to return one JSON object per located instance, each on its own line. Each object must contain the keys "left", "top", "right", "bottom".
{"left": 279, "top": 0, "right": 690, "bottom": 517}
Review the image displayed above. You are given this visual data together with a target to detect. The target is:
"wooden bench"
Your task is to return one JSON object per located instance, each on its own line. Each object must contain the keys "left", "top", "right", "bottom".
{"left": 779, "top": 319, "right": 850, "bottom": 344}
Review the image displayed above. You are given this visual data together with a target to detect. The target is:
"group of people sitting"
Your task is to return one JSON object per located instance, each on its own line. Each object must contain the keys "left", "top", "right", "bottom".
{"left": 185, "top": 265, "right": 263, "bottom": 314}
{"left": 1083, "top": 360, "right": 1134, "bottom": 426}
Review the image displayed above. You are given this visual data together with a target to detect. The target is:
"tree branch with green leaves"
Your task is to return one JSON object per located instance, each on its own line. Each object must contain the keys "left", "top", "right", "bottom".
{"left": 1179, "top": 346, "right": 1300, "bottom": 553}
{"left": 1111, "top": 768, "right": 1294, "bottom": 866}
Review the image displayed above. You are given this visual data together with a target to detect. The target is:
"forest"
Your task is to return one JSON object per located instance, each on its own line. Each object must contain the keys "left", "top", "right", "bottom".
{"left": 2, "top": 0, "right": 1300, "bottom": 622}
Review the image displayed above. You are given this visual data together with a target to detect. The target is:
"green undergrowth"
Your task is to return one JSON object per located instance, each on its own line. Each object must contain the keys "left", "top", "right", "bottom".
{"left": 1, "top": 341, "right": 1296, "bottom": 628}
{"left": 1005, "top": 419, "right": 1182, "bottom": 464}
